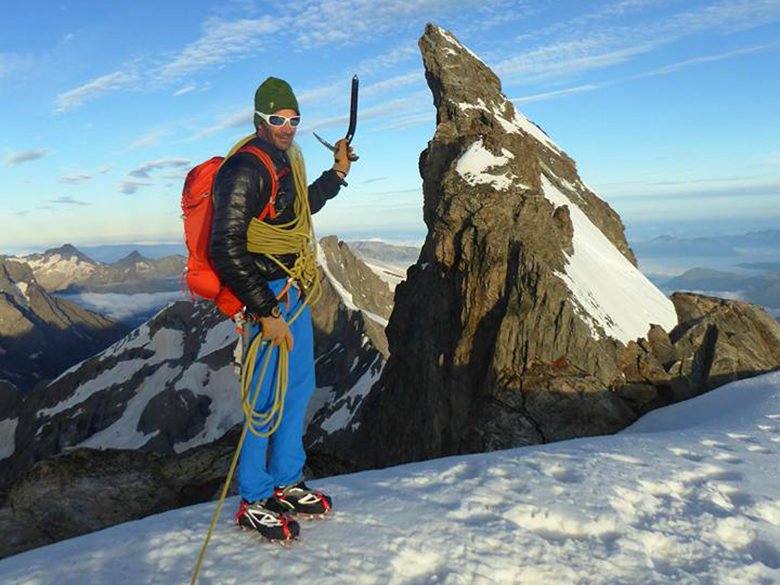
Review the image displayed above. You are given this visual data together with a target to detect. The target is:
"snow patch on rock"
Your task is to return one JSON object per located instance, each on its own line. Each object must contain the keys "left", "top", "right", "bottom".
{"left": 541, "top": 174, "right": 677, "bottom": 343}
{"left": 0, "top": 417, "right": 18, "bottom": 460}
{"left": 38, "top": 359, "right": 147, "bottom": 419}
{"left": 320, "top": 357, "right": 383, "bottom": 435}
{"left": 77, "top": 365, "right": 180, "bottom": 450}
{"left": 15, "top": 281, "right": 29, "bottom": 302}
{"left": 455, "top": 98, "right": 562, "bottom": 154}
{"left": 196, "top": 318, "right": 236, "bottom": 360}
{"left": 435, "top": 25, "right": 486, "bottom": 65}
{"left": 455, "top": 139, "right": 518, "bottom": 190}
{"left": 172, "top": 363, "right": 242, "bottom": 453}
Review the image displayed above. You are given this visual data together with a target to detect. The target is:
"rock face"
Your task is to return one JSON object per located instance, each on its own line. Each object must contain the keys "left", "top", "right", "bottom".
{"left": 0, "top": 258, "right": 127, "bottom": 390}
{"left": 304, "top": 236, "right": 390, "bottom": 466}
{"left": 347, "top": 25, "right": 780, "bottom": 470}
{"left": 667, "top": 292, "right": 780, "bottom": 396}
{"left": 0, "top": 428, "right": 241, "bottom": 560}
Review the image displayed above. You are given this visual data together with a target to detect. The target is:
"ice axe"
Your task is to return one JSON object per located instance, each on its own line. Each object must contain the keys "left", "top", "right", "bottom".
{"left": 313, "top": 74, "right": 360, "bottom": 185}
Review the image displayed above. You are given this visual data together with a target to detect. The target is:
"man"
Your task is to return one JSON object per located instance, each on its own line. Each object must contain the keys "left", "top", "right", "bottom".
{"left": 210, "top": 77, "right": 354, "bottom": 542}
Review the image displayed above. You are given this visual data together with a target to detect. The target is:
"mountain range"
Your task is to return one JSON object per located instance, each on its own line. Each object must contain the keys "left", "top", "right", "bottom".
{"left": 0, "top": 236, "right": 391, "bottom": 505}
{"left": 12, "top": 244, "right": 185, "bottom": 294}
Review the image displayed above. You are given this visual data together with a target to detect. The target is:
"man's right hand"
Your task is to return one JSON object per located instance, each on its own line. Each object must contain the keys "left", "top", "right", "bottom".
{"left": 260, "top": 315, "right": 294, "bottom": 352}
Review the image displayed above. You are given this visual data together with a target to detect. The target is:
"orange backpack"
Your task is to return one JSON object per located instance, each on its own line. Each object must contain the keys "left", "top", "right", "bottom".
{"left": 181, "top": 145, "right": 286, "bottom": 317}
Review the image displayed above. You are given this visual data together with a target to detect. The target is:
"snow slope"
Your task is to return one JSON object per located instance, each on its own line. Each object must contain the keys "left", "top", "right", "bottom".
{"left": 541, "top": 175, "right": 679, "bottom": 344}
{"left": 2, "top": 372, "right": 779, "bottom": 585}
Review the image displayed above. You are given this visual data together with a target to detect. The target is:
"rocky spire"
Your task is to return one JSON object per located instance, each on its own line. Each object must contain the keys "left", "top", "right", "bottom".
{"left": 359, "top": 24, "right": 684, "bottom": 467}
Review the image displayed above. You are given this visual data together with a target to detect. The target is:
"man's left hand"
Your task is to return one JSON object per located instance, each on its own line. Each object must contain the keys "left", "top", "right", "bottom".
{"left": 333, "top": 139, "right": 355, "bottom": 178}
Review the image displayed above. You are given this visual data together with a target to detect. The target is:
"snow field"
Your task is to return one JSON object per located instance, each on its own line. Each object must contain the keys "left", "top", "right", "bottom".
{"left": 1, "top": 372, "right": 778, "bottom": 584}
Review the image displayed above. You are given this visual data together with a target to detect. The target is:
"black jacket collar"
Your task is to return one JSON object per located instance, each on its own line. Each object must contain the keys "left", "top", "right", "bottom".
{"left": 250, "top": 135, "right": 290, "bottom": 169}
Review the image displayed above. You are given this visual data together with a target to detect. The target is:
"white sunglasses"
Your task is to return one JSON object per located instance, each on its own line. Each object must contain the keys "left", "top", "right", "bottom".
{"left": 255, "top": 111, "right": 301, "bottom": 128}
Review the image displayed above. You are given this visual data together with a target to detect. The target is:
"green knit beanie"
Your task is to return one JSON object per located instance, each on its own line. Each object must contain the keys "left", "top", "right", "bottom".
{"left": 254, "top": 77, "right": 299, "bottom": 126}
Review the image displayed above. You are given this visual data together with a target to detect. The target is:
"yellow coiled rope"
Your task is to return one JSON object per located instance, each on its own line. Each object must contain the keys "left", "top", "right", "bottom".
{"left": 190, "top": 134, "right": 320, "bottom": 585}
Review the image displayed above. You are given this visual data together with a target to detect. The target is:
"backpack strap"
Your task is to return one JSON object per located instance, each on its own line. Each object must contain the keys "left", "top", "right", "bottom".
{"left": 238, "top": 145, "right": 290, "bottom": 222}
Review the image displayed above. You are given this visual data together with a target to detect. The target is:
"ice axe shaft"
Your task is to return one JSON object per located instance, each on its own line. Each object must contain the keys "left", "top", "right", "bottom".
{"left": 345, "top": 74, "right": 358, "bottom": 145}
{"left": 312, "top": 75, "right": 359, "bottom": 162}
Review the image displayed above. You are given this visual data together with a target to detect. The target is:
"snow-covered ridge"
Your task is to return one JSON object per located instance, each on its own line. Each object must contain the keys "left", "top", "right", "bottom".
{"left": 541, "top": 174, "right": 678, "bottom": 343}
{"left": 435, "top": 24, "right": 486, "bottom": 65}
{"left": 455, "top": 98, "right": 562, "bottom": 153}
{"left": 2, "top": 371, "right": 778, "bottom": 584}
{"left": 21, "top": 253, "right": 96, "bottom": 278}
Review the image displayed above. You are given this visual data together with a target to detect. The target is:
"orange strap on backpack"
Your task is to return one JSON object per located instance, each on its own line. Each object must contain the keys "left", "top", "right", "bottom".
{"left": 238, "top": 145, "right": 291, "bottom": 222}
{"left": 181, "top": 143, "right": 292, "bottom": 318}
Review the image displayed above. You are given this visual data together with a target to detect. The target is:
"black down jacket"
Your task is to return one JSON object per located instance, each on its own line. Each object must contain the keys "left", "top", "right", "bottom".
{"left": 209, "top": 136, "right": 342, "bottom": 317}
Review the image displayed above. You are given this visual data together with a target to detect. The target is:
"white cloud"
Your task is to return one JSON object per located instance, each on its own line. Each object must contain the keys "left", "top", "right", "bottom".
{"left": 58, "top": 165, "right": 112, "bottom": 184}
{"left": 495, "top": 40, "right": 661, "bottom": 83}
{"left": 511, "top": 84, "right": 604, "bottom": 105}
{"left": 120, "top": 181, "right": 154, "bottom": 195}
{"left": 362, "top": 71, "right": 423, "bottom": 97}
{"left": 296, "top": 81, "right": 345, "bottom": 107}
{"left": 159, "top": 170, "right": 190, "bottom": 181}
{"left": 765, "top": 152, "right": 780, "bottom": 166}
{"left": 159, "top": 17, "right": 281, "bottom": 81}
{"left": 174, "top": 85, "right": 196, "bottom": 96}
{"left": 55, "top": 69, "right": 139, "bottom": 113}
{"left": 493, "top": 0, "right": 780, "bottom": 85}
{"left": 354, "top": 42, "right": 419, "bottom": 76}
{"left": 628, "top": 41, "right": 780, "bottom": 80}
{"left": 374, "top": 112, "right": 431, "bottom": 131}
{"left": 129, "top": 130, "right": 168, "bottom": 151}
{"left": 4, "top": 149, "right": 52, "bottom": 166}
{"left": 292, "top": 0, "right": 482, "bottom": 48}
{"left": 48, "top": 196, "right": 91, "bottom": 206}
{"left": 129, "top": 158, "right": 191, "bottom": 179}
{"left": 67, "top": 291, "right": 184, "bottom": 322}
{"left": 0, "top": 53, "right": 27, "bottom": 80}
{"left": 192, "top": 109, "right": 253, "bottom": 140}
{"left": 301, "top": 91, "right": 429, "bottom": 134}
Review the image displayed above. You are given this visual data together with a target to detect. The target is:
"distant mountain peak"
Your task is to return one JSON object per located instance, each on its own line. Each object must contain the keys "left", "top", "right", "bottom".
{"left": 113, "top": 251, "right": 149, "bottom": 266}
{"left": 43, "top": 244, "right": 95, "bottom": 263}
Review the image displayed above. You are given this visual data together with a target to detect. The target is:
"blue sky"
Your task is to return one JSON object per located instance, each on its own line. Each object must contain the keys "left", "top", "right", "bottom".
{"left": 2, "top": 0, "right": 779, "bottom": 254}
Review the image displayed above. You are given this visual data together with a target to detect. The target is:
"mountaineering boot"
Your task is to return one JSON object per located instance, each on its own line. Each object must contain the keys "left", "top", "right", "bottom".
{"left": 268, "top": 481, "right": 332, "bottom": 517}
{"left": 235, "top": 498, "right": 300, "bottom": 542}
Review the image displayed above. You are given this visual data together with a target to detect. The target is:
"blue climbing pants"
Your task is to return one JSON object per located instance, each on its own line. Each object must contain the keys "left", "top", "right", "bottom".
{"left": 237, "top": 278, "right": 315, "bottom": 502}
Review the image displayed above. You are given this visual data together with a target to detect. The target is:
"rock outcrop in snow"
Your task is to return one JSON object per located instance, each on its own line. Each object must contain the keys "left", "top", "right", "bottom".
{"left": 346, "top": 25, "right": 780, "bottom": 469}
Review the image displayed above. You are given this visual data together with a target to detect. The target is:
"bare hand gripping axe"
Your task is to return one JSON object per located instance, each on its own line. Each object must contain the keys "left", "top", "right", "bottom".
{"left": 313, "top": 74, "right": 360, "bottom": 185}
